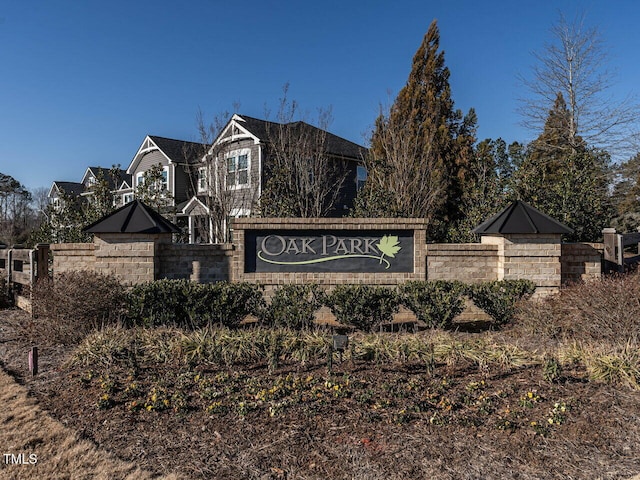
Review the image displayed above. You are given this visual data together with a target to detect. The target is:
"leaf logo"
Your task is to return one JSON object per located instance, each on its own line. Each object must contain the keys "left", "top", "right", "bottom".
{"left": 377, "top": 235, "right": 401, "bottom": 266}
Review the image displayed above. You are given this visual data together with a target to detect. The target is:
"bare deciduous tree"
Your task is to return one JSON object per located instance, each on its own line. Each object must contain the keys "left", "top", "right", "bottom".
{"left": 519, "top": 12, "right": 640, "bottom": 158}
{"left": 185, "top": 108, "right": 260, "bottom": 243}
{"left": 260, "top": 86, "right": 349, "bottom": 218}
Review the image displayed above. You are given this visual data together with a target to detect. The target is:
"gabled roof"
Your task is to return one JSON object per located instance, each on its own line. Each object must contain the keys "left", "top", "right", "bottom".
{"left": 82, "top": 167, "right": 131, "bottom": 191}
{"left": 219, "top": 114, "right": 367, "bottom": 160}
{"left": 128, "top": 135, "right": 205, "bottom": 174}
{"left": 49, "top": 181, "right": 84, "bottom": 197}
{"left": 179, "top": 195, "right": 210, "bottom": 216}
{"left": 148, "top": 136, "right": 203, "bottom": 165}
{"left": 472, "top": 200, "right": 573, "bottom": 235}
{"left": 83, "top": 200, "right": 180, "bottom": 234}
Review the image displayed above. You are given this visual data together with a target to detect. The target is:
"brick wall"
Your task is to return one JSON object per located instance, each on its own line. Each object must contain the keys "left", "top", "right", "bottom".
{"left": 426, "top": 244, "right": 498, "bottom": 282}
{"left": 158, "top": 243, "right": 233, "bottom": 282}
{"left": 48, "top": 223, "right": 603, "bottom": 295}
{"left": 51, "top": 243, "right": 96, "bottom": 276}
{"left": 561, "top": 243, "right": 603, "bottom": 285}
{"left": 93, "top": 233, "right": 171, "bottom": 284}
{"left": 232, "top": 218, "right": 427, "bottom": 294}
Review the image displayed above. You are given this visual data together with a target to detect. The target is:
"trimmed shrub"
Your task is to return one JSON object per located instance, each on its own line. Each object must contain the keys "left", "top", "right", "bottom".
{"left": 31, "top": 270, "right": 127, "bottom": 344}
{"left": 127, "top": 279, "right": 197, "bottom": 328}
{"left": 127, "top": 280, "right": 264, "bottom": 329}
{"left": 398, "top": 280, "right": 466, "bottom": 329}
{"left": 467, "top": 280, "right": 536, "bottom": 326}
{"left": 326, "top": 284, "right": 399, "bottom": 332}
{"left": 264, "top": 284, "right": 325, "bottom": 330}
{"left": 188, "top": 282, "right": 265, "bottom": 328}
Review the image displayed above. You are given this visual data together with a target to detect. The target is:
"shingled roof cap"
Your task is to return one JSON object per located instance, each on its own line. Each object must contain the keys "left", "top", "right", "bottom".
{"left": 472, "top": 200, "right": 573, "bottom": 235}
{"left": 83, "top": 200, "right": 180, "bottom": 234}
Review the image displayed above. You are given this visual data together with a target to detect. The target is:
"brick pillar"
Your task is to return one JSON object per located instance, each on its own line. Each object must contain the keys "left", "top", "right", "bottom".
{"left": 481, "top": 233, "right": 562, "bottom": 297}
{"left": 93, "top": 233, "right": 172, "bottom": 285}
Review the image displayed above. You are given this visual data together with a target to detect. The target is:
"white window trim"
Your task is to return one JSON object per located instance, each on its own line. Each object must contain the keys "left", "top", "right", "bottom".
{"left": 197, "top": 166, "right": 208, "bottom": 193}
{"left": 225, "top": 148, "right": 251, "bottom": 190}
{"left": 135, "top": 166, "right": 169, "bottom": 191}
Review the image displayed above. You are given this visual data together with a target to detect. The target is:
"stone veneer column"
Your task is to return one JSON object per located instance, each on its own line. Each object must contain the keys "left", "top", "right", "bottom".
{"left": 93, "top": 232, "right": 172, "bottom": 284}
{"left": 481, "top": 233, "right": 562, "bottom": 297}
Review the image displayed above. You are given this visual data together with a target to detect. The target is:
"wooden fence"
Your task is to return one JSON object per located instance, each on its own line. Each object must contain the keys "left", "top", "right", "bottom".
{"left": 603, "top": 228, "right": 640, "bottom": 272}
{"left": 0, "top": 244, "right": 50, "bottom": 312}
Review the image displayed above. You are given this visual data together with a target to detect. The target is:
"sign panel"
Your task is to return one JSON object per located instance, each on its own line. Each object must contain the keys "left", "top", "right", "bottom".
{"left": 245, "top": 230, "right": 414, "bottom": 273}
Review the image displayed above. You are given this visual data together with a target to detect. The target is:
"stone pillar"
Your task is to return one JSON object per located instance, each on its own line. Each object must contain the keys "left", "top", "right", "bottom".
{"left": 602, "top": 228, "right": 619, "bottom": 273}
{"left": 481, "top": 233, "right": 562, "bottom": 297}
{"left": 93, "top": 232, "right": 172, "bottom": 284}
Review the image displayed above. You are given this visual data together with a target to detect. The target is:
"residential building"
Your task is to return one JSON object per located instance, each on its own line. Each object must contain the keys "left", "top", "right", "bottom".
{"left": 181, "top": 113, "right": 367, "bottom": 243}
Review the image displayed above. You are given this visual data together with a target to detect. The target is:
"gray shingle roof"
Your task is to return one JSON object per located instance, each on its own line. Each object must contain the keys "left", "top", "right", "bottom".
{"left": 86, "top": 167, "right": 131, "bottom": 190}
{"left": 83, "top": 200, "right": 180, "bottom": 234}
{"left": 236, "top": 114, "right": 367, "bottom": 159}
{"left": 53, "top": 181, "right": 84, "bottom": 195}
{"left": 149, "top": 136, "right": 204, "bottom": 164}
{"left": 472, "top": 200, "right": 573, "bottom": 235}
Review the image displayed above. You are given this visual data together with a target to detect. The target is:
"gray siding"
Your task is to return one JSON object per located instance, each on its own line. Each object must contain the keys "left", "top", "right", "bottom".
{"left": 218, "top": 138, "right": 261, "bottom": 214}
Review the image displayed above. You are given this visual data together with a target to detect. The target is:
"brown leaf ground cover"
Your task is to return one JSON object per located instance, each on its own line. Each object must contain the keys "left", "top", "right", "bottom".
{"left": 2, "top": 307, "right": 640, "bottom": 480}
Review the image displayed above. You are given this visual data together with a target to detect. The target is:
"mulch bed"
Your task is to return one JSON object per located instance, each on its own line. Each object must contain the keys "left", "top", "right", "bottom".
{"left": 2, "top": 308, "right": 640, "bottom": 480}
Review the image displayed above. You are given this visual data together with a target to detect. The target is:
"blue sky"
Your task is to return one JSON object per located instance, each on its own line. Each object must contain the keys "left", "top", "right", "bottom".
{"left": 1, "top": 0, "right": 640, "bottom": 192}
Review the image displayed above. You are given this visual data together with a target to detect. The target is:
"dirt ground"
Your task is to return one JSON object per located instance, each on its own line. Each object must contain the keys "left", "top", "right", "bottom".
{"left": 2, "top": 308, "right": 640, "bottom": 480}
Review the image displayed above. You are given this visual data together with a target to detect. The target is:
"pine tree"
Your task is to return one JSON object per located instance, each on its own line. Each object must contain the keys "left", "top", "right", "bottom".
{"left": 353, "top": 20, "right": 476, "bottom": 239}
{"left": 513, "top": 92, "right": 613, "bottom": 241}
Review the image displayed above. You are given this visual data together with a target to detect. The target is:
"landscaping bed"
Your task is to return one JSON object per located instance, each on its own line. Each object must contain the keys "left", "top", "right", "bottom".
{"left": 2, "top": 306, "right": 640, "bottom": 479}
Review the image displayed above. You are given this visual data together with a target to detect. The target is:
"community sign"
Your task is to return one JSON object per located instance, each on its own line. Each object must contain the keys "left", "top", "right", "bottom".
{"left": 244, "top": 230, "right": 414, "bottom": 273}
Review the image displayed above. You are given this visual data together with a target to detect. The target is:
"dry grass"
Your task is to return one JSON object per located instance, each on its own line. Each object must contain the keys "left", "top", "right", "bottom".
{"left": 0, "top": 368, "right": 179, "bottom": 480}
{"left": 4, "top": 269, "right": 640, "bottom": 479}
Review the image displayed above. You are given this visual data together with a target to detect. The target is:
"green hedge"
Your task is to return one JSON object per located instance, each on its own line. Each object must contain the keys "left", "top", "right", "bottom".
{"left": 127, "top": 280, "right": 264, "bottom": 329}
{"left": 466, "top": 280, "right": 536, "bottom": 326}
{"left": 326, "top": 284, "right": 399, "bottom": 332}
{"left": 124, "top": 278, "right": 536, "bottom": 331}
{"left": 263, "top": 284, "right": 325, "bottom": 330}
{"left": 399, "top": 280, "right": 466, "bottom": 329}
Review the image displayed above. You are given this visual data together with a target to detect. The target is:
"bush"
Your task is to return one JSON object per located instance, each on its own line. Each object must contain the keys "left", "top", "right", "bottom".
{"left": 127, "top": 279, "right": 197, "bottom": 328}
{"left": 264, "top": 284, "right": 325, "bottom": 330}
{"left": 0, "top": 277, "right": 11, "bottom": 308}
{"left": 326, "top": 284, "right": 399, "bottom": 332}
{"left": 398, "top": 281, "right": 466, "bottom": 329}
{"left": 467, "top": 280, "right": 536, "bottom": 327}
{"left": 31, "top": 270, "right": 127, "bottom": 344}
{"left": 516, "top": 272, "right": 640, "bottom": 344}
{"left": 187, "top": 282, "right": 265, "bottom": 328}
{"left": 127, "top": 280, "right": 264, "bottom": 329}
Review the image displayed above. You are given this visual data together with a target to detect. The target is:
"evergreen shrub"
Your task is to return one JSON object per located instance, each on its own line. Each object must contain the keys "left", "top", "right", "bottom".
{"left": 466, "top": 280, "right": 536, "bottom": 326}
{"left": 263, "top": 284, "right": 325, "bottom": 330}
{"left": 127, "top": 279, "right": 264, "bottom": 329}
{"left": 326, "top": 284, "right": 399, "bottom": 332}
{"left": 398, "top": 280, "right": 466, "bottom": 329}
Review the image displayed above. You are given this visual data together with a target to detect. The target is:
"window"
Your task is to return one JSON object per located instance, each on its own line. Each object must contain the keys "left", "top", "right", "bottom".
{"left": 160, "top": 167, "right": 168, "bottom": 191}
{"left": 123, "top": 193, "right": 134, "bottom": 204}
{"left": 197, "top": 167, "right": 208, "bottom": 192}
{"left": 226, "top": 152, "right": 249, "bottom": 188}
{"left": 357, "top": 165, "right": 367, "bottom": 191}
{"left": 136, "top": 166, "right": 169, "bottom": 191}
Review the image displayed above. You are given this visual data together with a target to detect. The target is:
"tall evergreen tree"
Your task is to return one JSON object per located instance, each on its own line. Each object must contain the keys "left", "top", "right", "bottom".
{"left": 447, "top": 138, "right": 516, "bottom": 242}
{"left": 513, "top": 92, "right": 613, "bottom": 241}
{"left": 353, "top": 20, "right": 476, "bottom": 239}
